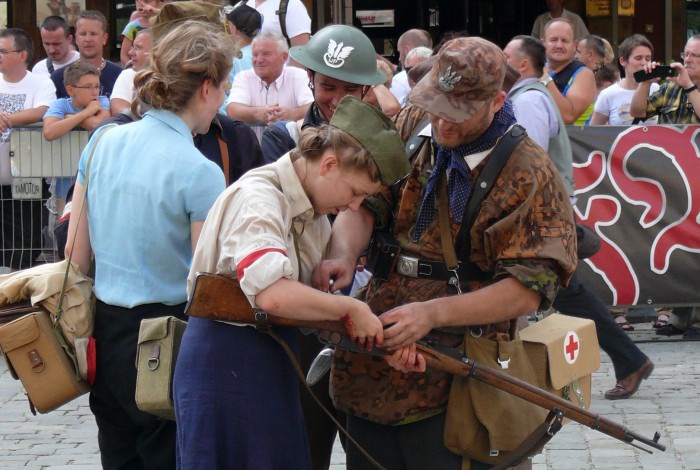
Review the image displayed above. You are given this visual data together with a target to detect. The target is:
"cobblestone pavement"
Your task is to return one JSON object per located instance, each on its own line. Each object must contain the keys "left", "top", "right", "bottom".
{"left": 1, "top": 323, "right": 699, "bottom": 469}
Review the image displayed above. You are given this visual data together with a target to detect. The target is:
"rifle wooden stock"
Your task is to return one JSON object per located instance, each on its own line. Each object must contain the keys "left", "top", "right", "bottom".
{"left": 186, "top": 273, "right": 665, "bottom": 454}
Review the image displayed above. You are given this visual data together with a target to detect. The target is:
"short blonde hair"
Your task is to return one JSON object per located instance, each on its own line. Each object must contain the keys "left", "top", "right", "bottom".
{"left": 291, "top": 125, "right": 381, "bottom": 183}
{"left": 135, "top": 20, "right": 233, "bottom": 112}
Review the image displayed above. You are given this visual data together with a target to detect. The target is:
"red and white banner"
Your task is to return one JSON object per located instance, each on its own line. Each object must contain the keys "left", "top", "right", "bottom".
{"left": 569, "top": 125, "right": 700, "bottom": 307}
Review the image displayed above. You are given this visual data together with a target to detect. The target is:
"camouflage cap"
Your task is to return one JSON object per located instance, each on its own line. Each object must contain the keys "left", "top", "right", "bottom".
{"left": 329, "top": 96, "right": 410, "bottom": 186}
{"left": 409, "top": 37, "right": 506, "bottom": 123}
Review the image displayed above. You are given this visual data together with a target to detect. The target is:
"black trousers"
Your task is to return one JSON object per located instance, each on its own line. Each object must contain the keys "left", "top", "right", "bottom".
{"left": 90, "top": 300, "right": 186, "bottom": 470}
{"left": 552, "top": 271, "right": 648, "bottom": 380}
{"left": 345, "top": 412, "right": 491, "bottom": 470}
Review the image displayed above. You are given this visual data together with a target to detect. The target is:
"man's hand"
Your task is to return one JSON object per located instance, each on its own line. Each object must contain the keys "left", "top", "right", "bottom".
{"left": 379, "top": 302, "right": 436, "bottom": 350}
{"left": 311, "top": 258, "right": 356, "bottom": 293}
{"left": 383, "top": 343, "right": 426, "bottom": 373}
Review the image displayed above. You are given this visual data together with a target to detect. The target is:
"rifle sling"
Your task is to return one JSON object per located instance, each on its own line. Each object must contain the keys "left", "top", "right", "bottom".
{"left": 261, "top": 324, "right": 385, "bottom": 470}
{"left": 491, "top": 409, "right": 564, "bottom": 470}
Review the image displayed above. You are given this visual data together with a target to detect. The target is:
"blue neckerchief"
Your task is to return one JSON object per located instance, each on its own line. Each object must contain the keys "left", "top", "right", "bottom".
{"left": 412, "top": 100, "right": 516, "bottom": 241}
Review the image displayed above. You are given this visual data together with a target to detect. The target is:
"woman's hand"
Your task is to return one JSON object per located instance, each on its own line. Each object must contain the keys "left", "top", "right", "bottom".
{"left": 383, "top": 343, "right": 426, "bottom": 373}
{"left": 343, "top": 300, "right": 384, "bottom": 350}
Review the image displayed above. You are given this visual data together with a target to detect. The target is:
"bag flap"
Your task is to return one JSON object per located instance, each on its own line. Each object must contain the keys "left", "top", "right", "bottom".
{"left": 519, "top": 313, "right": 600, "bottom": 389}
{"left": 0, "top": 313, "right": 41, "bottom": 352}
{"left": 137, "top": 317, "right": 172, "bottom": 344}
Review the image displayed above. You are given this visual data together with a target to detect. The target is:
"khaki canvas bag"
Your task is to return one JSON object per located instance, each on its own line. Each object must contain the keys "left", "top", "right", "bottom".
{"left": 134, "top": 316, "right": 187, "bottom": 421}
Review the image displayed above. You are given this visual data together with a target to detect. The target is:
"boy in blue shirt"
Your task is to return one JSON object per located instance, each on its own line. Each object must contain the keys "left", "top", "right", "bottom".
{"left": 43, "top": 61, "right": 111, "bottom": 141}
{"left": 43, "top": 61, "right": 111, "bottom": 208}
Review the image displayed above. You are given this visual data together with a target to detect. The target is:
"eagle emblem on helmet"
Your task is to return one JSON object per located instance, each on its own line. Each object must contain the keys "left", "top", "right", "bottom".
{"left": 323, "top": 39, "right": 354, "bottom": 69}
{"left": 438, "top": 65, "right": 462, "bottom": 92}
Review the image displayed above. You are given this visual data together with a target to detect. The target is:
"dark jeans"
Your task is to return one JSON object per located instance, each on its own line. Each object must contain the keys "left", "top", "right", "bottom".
{"left": 553, "top": 271, "right": 648, "bottom": 380}
{"left": 90, "top": 300, "right": 186, "bottom": 470}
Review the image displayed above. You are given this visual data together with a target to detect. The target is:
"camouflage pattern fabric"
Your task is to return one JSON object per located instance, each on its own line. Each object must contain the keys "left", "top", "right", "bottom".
{"left": 331, "top": 104, "right": 577, "bottom": 426}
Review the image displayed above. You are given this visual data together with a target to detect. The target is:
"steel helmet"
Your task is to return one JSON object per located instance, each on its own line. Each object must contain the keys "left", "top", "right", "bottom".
{"left": 290, "top": 24, "right": 386, "bottom": 86}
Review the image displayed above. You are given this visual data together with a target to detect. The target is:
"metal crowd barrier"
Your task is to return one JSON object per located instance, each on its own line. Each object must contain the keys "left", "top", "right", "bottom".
{"left": 1, "top": 127, "right": 89, "bottom": 272}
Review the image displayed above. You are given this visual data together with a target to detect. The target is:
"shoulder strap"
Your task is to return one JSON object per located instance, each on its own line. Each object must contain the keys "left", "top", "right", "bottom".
{"left": 46, "top": 58, "right": 54, "bottom": 75}
{"left": 455, "top": 124, "right": 528, "bottom": 261}
{"left": 216, "top": 131, "right": 230, "bottom": 186}
{"left": 276, "top": 0, "right": 291, "bottom": 44}
{"left": 404, "top": 118, "right": 431, "bottom": 160}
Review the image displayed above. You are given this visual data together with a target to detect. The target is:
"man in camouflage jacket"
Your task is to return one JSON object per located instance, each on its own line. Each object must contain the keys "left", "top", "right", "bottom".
{"left": 312, "top": 37, "right": 577, "bottom": 469}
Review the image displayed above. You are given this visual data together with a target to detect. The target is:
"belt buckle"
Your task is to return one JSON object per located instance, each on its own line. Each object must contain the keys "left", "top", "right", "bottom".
{"left": 396, "top": 255, "right": 419, "bottom": 278}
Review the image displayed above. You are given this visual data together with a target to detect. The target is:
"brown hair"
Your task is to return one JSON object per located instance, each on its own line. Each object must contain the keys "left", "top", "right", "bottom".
{"left": 134, "top": 20, "right": 233, "bottom": 113}
{"left": 291, "top": 125, "right": 381, "bottom": 183}
{"left": 63, "top": 61, "right": 100, "bottom": 87}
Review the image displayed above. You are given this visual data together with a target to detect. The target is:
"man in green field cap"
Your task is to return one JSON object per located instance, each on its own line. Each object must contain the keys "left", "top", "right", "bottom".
{"left": 313, "top": 37, "right": 577, "bottom": 469}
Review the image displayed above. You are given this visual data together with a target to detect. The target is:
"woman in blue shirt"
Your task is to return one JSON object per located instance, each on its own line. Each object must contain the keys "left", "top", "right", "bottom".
{"left": 65, "top": 20, "right": 232, "bottom": 469}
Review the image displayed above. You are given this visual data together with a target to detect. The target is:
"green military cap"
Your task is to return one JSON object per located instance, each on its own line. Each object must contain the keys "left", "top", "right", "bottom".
{"left": 151, "top": 1, "right": 226, "bottom": 42}
{"left": 329, "top": 96, "right": 411, "bottom": 186}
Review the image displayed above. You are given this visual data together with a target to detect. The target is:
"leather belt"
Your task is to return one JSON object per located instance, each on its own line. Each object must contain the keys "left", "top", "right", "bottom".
{"left": 394, "top": 253, "right": 494, "bottom": 283}
{"left": 395, "top": 254, "right": 459, "bottom": 280}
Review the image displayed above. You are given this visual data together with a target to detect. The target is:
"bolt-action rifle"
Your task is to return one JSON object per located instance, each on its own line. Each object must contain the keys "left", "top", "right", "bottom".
{"left": 186, "top": 273, "right": 666, "bottom": 455}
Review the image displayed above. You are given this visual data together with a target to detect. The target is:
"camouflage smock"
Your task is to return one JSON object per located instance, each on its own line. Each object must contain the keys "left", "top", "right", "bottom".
{"left": 330, "top": 104, "right": 577, "bottom": 426}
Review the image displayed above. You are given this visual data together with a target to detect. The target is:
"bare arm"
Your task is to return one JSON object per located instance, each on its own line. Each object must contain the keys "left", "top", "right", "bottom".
{"left": 7, "top": 106, "right": 49, "bottom": 128}
{"left": 79, "top": 107, "right": 111, "bottom": 131}
{"left": 120, "top": 37, "right": 132, "bottom": 67}
{"left": 371, "top": 84, "right": 401, "bottom": 118}
{"left": 630, "top": 80, "right": 653, "bottom": 118}
{"left": 191, "top": 220, "right": 205, "bottom": 253}
{"left": 255, "top": 277, "right": 384, "bottom": 348}
{"left": 43, "top": 101, "right": 104, "bottom": 140}
{"left": 110, "top": 98, "right": 131, "bottom": 116}
{"left": 270, "top": 103, "right": 311, "bottom": 123}
{"left": 380, "top": 277, "right": 541, "bottom": 350}
{"left": 542, "top": 67, "right": 596, "bottom": 124}
{"left": 64, "top": 181, "right": 92, "bottom": 275}
{"left": 589, "top": 110, "right": 609, "bottom": 125}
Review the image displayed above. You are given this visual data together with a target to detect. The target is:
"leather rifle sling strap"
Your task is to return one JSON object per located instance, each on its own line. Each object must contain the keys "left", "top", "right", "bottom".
{"left": 216, "top": 131, "right": 230, "bottom": 186}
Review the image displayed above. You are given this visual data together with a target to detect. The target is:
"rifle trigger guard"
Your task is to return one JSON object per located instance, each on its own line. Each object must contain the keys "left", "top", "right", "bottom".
{"left": 254, "top": 310, "right": 271, "bottom": 333}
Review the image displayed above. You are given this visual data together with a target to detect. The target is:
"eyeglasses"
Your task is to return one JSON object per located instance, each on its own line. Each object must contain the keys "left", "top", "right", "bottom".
{"left": 73, "top": 85, "right": 103, "bottom": 92}
{"left": 0, "top": 49, "right": 21, "bottom": 56}
{"left": 681, "top": 52, "right": 700, "bottom": 60}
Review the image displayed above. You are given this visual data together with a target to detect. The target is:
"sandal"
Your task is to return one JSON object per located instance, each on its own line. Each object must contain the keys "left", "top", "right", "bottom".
{"left": 653, "top": 312, "right": 670, "bottom": 329}
{"left": 613, "top": 314, "right": 634, "bottom": 331}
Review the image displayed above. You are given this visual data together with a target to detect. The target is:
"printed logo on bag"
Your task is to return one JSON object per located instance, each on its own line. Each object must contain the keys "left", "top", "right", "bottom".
{"left": 324, "top": 39, "right": 354, "bottom": 68}
{"left": 563, "top": 331, "right": 580, "bottom": 364}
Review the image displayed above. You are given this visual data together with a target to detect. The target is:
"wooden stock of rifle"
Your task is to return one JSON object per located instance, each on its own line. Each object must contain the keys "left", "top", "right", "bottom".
{"left": 186, "top": 273, "right": 666, "bottom": 454}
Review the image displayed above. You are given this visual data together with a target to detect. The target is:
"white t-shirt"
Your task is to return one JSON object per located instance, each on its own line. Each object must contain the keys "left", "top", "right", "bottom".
{"left": 0, "top": 72, "right": 57, "bottom": 184}
{"left": 110, "top": 68, "right": 138, "bottom": 105}
{"left": 31, "top": 51, "right": 80, "bottom": 78}
{"left": 594, "top": 81, "right": 660, "bottom": 125}
{"left": 255, "top": 0, "right": 311, "bottom": 40}
{"left": 390, "top": 70, "right": 410, "bottom": 106}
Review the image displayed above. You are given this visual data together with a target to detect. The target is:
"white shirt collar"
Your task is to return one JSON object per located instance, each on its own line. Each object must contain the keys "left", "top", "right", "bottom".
{"left": 419, "top": 125, "right": 495, "bottom": 171}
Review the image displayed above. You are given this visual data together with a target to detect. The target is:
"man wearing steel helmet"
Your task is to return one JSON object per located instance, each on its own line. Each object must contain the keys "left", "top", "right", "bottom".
{"left": 261, "top": 24, "right": 394, "bottom": 162}
{"left": 312, "top": 38, "right": 576, "bottom": 469}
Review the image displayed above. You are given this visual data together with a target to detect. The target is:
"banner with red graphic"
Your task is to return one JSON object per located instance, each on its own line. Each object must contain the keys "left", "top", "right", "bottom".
{"left": 569, "top": 125, "right": 700, "bottom": 307}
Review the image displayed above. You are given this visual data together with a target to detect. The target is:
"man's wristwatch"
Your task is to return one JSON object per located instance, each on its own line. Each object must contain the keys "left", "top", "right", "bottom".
{"left": 541, "top": 76, "right": 553, "bottom": 87}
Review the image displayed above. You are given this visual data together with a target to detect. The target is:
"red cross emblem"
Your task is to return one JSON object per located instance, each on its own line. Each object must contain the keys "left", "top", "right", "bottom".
{"left": 564, "top": 331, "right": 580, "bottom": 364}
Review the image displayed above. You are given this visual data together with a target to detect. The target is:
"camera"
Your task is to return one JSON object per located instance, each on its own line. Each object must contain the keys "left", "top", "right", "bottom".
{"left": 633, "top": 65, "right": 678, "bottom": 83}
